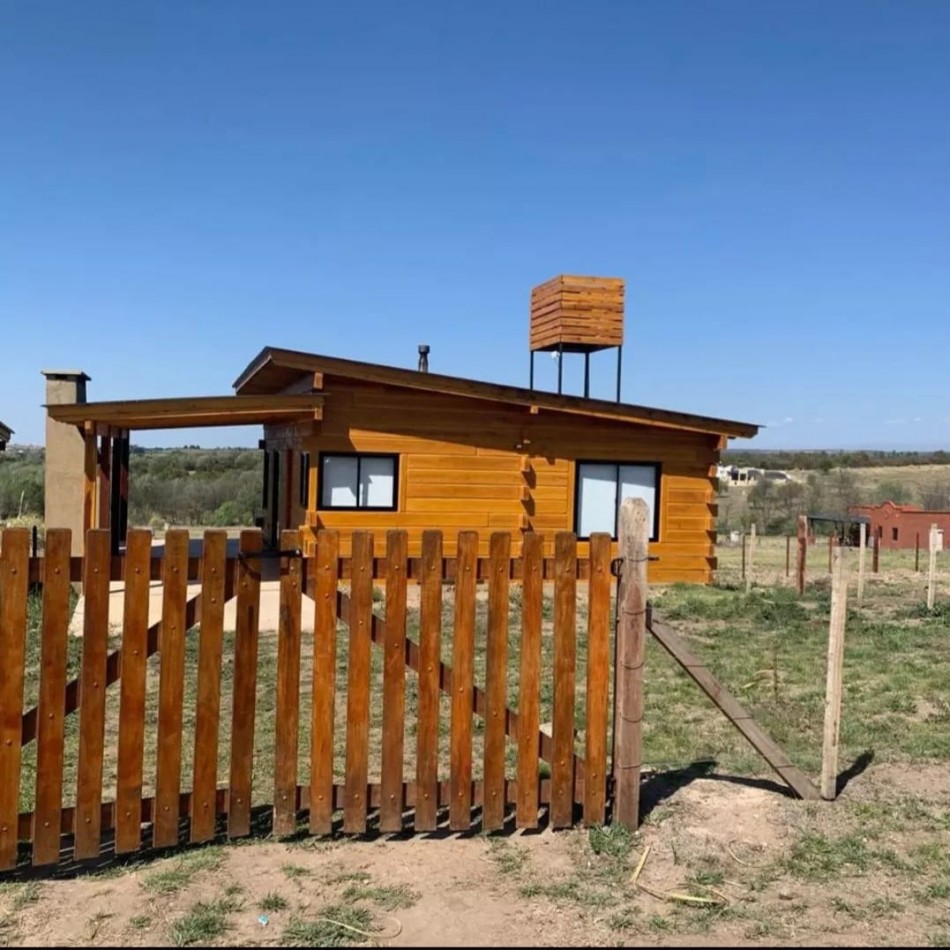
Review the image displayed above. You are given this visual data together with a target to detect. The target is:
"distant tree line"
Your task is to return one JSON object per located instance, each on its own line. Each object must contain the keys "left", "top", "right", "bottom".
{"left": 0, "top": 446, "right": 263, "bottom": 527}
{"left": 722, "top": 449, "right": 950, "bottom": 471}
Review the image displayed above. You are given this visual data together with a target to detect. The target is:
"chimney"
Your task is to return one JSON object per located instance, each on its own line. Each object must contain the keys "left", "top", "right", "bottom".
{"left": 418, "top": 344, "right": 430, "bottom": 373}
{"left": 42, "top": 370, "right": 91, "bottom": 556}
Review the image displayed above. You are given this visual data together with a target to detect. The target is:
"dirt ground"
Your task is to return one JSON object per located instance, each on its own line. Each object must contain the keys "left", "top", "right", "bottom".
{"left": 3, "top": 760, "right": 949, "bottom": 948}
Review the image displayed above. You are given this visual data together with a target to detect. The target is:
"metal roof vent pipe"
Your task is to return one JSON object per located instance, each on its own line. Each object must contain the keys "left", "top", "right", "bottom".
{"left": 418, "top": 344, "right": 430, "bottom": 373}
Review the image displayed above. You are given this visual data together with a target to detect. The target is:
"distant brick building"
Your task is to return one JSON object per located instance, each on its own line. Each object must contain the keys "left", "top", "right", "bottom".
{"left": 849, "top": 501, "right": 950, "bottom": 550}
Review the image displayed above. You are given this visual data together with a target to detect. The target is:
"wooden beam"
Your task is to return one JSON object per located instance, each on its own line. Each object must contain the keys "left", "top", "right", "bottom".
{"left": 83, "top": 427, "right": 97, "bottom": 542}
{"left": 97, "top": 433, "right": 112, "bottom": 531}
{"left": 647, "top": 612, "right": 821, "bottom": 801}
{"left": 47, "top": 393, "right": 325, "bottom": 430}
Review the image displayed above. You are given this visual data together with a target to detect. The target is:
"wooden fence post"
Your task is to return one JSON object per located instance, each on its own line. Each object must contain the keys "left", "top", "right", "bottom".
{"left": 746, "top": 523, "right": 756, "bottom": 592}
{"left": 741, "top": 532, "right": 746, "bottom": 581}
{"left": 915, "top": 532, "right": 921, "bottom": 573}
{"left": 613, "top": 497, "right": 648, "bottom": 830}
{"left": 872, "top": 534, "right": 880, "bottom": 574}
{"left": 820, "top": 545, "right": 849, "bottom": 800}
{"left": 797, "top": 514, "right": 807, "bottom": 595}
{"left": 828, "top": 531, "right": 835, "bottom": 574}
{"left": 857, "top": 522, "right": 866, "bottom": 605}
{"left": 927, "top": 523, "right": 938, "bottom": 611}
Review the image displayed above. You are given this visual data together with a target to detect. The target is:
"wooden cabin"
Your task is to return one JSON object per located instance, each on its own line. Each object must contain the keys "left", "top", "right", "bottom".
{"left": 45, "top": 275, "right": 758, "bottom": 582}
{"left": 236, "top": 355, "right": 757, "bottom": 584}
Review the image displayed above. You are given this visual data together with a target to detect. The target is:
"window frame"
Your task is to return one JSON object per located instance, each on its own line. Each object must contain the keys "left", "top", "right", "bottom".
{"left": 317, "top": 451, "right": 399, "bottom": 512}
{"left": 573, "top": 459, "right": 661, "bottom": 542}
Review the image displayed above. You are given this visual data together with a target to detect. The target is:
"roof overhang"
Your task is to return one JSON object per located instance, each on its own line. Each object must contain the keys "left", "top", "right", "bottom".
{"left": 234, "top": 346, "right": 760, "bottom": 439}
{"left": 46, "top": 393, "right": 324, "bottom": 431}
{"left": 0, "top": 421, "right": 11, "bottom": 450}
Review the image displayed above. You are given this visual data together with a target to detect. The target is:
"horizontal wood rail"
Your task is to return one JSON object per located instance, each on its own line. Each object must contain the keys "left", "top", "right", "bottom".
{"left": 17, "top": 776, "right": 583, "bottom": 842}
{"left": 26, "top": 553, "right": 605, "bottom": 585}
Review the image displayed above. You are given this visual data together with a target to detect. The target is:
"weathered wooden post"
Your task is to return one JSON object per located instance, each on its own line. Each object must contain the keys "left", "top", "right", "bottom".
{"left": 797, "top": 514, "right": 807, "bottom": 595}
{"left": 821, "top": 546, "right": 850, "bottom": 800}
{"left": 857, "top": 522, "right": 866, "bottom": 605}
{"left": 927, "top": 523, "right": 939, "bottom": 611}
{"left": 915, "top": 532, "right": 921, "bottom": 573}
{"left": 746, "top": 523, "right": 756, "bottom": 592}
{"left": 828, "top": 531, "right": 835, "bottom": 574}
{"left": 741, "top": 531, "right": 747, "bottom": 581}
{"left": 614, "top": 497, "right": 648, "bottom": 830}
{"left": 872, "top": 533, "right": 880, "bottom": 574}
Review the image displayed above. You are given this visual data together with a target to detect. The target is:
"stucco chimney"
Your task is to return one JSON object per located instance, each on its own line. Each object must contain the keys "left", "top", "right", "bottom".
{"left": 42, "top": 370, "right": 90, "bottom": 556}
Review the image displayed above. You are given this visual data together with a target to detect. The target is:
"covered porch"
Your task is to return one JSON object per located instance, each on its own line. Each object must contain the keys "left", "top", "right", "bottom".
{"left": 46, "top": 392, "right": 323, "bottom": 554}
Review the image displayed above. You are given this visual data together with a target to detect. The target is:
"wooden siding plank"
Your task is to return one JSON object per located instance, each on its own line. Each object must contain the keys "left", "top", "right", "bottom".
{"left": 380, "top": 531, "right": 408, "bottom": 833}
{"left": 153, "top": 529, "right": 190, "bottom": 849}
{"left": 516, "top": 532, "right": 543, "bottom": 828}
{"left": 449, "top": 531, "right": 478, "bottom": 831}
{"left": 344, "top": 531, "right": 373, "bottom": 833}
{"left": 273, "top": 530, "right": 303, "bottom": 836}
{"left": 482, "top": 532, "right": 510, "bottom": 832}
{"left": 584, "top": 533, "right": 612, "bottom": 826}
{"left": 309, "top": 530, "right": 339, "bottom": 835}
{"left": 74, "top": 530, "right": 111, "bottom": 860}
{"left": 113, "top": 529, "right": 152, "bottom": 854}
{"left": 0, "top": 530, "right": 29, "bottom": 869}
{"left": 415, "top": 531, "right": 442, "bottom": 832}
{"left": 551, "top": 532, "right": 577, "bottom": 828}
{"left": 228, "top": 530, "right": 262, "bottom": 838}
{"left": 30, "top": 529, "right": 71, "bottom": 865}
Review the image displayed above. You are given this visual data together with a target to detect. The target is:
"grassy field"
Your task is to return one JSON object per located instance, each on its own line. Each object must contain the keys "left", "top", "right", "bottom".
{"left": 4, "top": 539, "right": 950, "bottom": 946}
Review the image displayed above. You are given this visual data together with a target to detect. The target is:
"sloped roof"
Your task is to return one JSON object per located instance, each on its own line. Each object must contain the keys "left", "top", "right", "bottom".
{"left": 0, "top": 420, "right": 12, "bottom": 449}
{"left": 234, "top": 346, "right": 759, "bottom": 438}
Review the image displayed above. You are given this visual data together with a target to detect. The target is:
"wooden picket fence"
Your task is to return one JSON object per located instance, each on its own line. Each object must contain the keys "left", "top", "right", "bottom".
{"left": 0, "top": 525, "right": 618, "bottom": 870}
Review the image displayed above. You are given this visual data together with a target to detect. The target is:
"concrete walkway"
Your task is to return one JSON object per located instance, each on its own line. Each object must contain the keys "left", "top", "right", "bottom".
{"left": 68, "top": 536, "right": 318, "bottom": 637}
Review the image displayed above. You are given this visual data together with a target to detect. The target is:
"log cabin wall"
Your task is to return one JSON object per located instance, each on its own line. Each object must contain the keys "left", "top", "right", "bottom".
{"left": 263, "top": 375, "right": 719, "bottom": 584}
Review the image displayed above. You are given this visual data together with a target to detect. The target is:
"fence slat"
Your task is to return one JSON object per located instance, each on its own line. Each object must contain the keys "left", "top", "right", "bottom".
{"left": 31, "top": 529, "right": 71, "bottom": 865}
{"left": 74, "top": 529, "right": 111, "bottom": 860}
{"left": 415, "top": 531, "right": 442, "bottom": 832}
{"left": 309, "top": 530, "right": 339, "bottom": 835}
{"left": 584, "top": 533, "right": 612, "bottom": 826}
{"left": 344, "top": 531, "right": 373, "bottom": 833}
{"left": 153, "top": 529, "right": 190, "bottom": 849}
{"left": 114, "top": 529, "right": 153, "bottom": 854}
{"left": 228, "top": 530, "right": 262, "bottom": 839}
{"left": 380, "top": 531, "right": 408, "bottom": 833}
{"left": 516, "top": 532, "right": 543, "bottom": 828}
{"left": 191, "top": 530, "right": 227, "bottom": 843}
{"left": 0, "top": 529, "right": 29, "bottom": 869}
{"left": 482, "top": 532, "right": 510, "bottom": 832}
{"left": 551, "top": 532, "right": 577, "bottom": 828}
{"left": 274, "top": 530, "right": 303, "bottom": 837}
{"left": 450, "top": 531, "right": 478, "bottom": 831}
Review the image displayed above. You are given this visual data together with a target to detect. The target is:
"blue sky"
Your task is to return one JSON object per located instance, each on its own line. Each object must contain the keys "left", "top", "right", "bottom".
{"left": 2, "top": 1, "right": 948, "bottom": 449}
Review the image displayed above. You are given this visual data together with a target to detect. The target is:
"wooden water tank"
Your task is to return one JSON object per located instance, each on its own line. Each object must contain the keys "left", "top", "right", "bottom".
{"left": 529, "top": 275, "right": 625, "bottom": 353}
